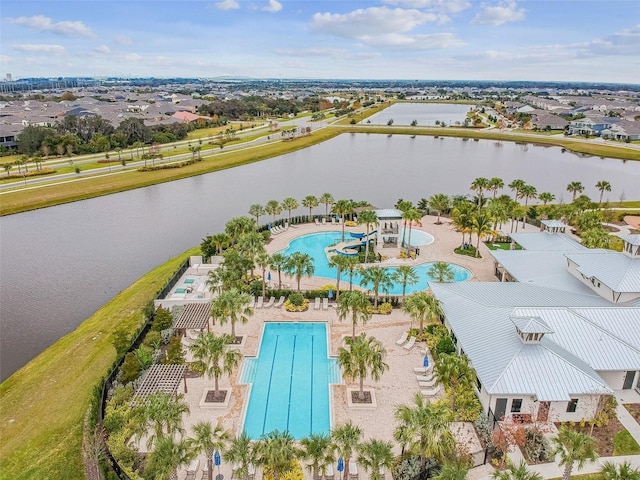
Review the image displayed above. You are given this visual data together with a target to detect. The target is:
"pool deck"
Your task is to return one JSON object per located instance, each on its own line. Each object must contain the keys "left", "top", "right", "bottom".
{"left": 170, "top": 215, "right": 544, "bottom": 480}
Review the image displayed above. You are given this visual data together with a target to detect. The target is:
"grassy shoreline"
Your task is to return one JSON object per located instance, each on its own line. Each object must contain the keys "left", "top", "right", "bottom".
{"left": 0, "top": 247, "right": 198, "bottom": 479}
{"left": 2, "top": 125, "right": 638, "bottom": 216}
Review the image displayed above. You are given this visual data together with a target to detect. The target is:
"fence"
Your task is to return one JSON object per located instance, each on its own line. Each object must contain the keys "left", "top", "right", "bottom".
{"left": 155, "top": 259, "right": 190, "bottom": 300}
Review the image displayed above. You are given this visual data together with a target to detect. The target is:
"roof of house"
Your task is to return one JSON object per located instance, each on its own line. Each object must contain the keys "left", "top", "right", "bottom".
{"left": 375, "top": 208, "right": 403, "bottom": 219}
{"left": 566, "top": 251, "right": 640, "bottom": 292}
{"left": 510, "top": 232, "right": 586, "bottom": 252}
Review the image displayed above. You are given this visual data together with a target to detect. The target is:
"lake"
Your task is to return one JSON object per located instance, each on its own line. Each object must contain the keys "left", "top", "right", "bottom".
{"left": 363, "top": 102, "right": 472, "bottom": 126}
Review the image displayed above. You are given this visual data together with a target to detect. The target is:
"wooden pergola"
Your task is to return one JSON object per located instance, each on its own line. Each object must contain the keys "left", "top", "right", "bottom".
{"left": 174, "top": 302, "right": 211, "bottom": 332}
{"left": 133, "top": 364, "right": 189, "bottom": 401}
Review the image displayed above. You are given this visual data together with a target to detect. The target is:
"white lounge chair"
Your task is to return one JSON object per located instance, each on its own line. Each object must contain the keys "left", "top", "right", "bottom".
{"left": 421, "top": 385, "right": 441, "bottom": 397}
{"left": 350, "top": 461, "right": 359, "bottom": 478}
{"left": 315, "top": 218, "right": 321, "bottom": 225}
{"left": 315, "top": 297, "right": 321, "bottom": 310}
{"left": 418, "top": 378, "right": 437, "bottom": 388}
{"left": 395, "top": 331, "right": 408, "bottom": 345}
{"left": 322, "top": 464, "right": 334, "bottom": 480}
{"left": 322, "top": 218, "right": 327, "bottom": 225}
{"left": 416, "top": 373, "right": 433, "bottom": 382}
{"left": 413, "top": 367, "right": 428, "bottom": 374}
{"left": 263, "top": 296, "right": 275, "bottom": 308}
{"left": 403, "top": 336, "right": 416, "bottom": 350}
{"left": 273, "top": 296, "right": 286, "bottom": 308}
{"left": 248, "top": 297, "right": 256, "bottom": 308}
{"left": 186, "top": 458, "right": 200, "bottom": 475}
{"left": 256, "top": 296, "right": 264, "bottom": 308}
{"left": 322, "top": 297, "right": 329, "bottom": 310}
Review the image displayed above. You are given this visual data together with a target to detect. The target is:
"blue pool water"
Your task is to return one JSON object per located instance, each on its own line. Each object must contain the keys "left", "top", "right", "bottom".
{"left": 241, "top": 323, "right": 340, "bottom": 439}
{"left": 277, "top": 232, "right": 471, "bottom": 295}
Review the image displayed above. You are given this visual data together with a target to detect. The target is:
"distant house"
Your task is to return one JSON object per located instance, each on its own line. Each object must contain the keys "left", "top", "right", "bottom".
{"left": 567, "top": 116, "right": 617, "bottom": 136}
{"left": 171, "top": 111, "right": 208, "bottom": 123}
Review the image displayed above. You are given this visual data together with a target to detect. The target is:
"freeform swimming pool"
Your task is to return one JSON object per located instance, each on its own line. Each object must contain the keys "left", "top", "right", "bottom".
{"left": 241, "top": 322, "right": 340, "bottom": 439}
{"left": 277, "top": 232, "right": 471, "bottom": 294}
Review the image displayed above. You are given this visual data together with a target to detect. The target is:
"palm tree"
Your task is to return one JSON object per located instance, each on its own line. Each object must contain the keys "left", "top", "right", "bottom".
{"left": 210, "top": 233, "right": 231, "bottom": 255}
{"left": 339, "top": 333, "right": 389, "bottom": 401}
{"left": 265, "top": 200, "right": 282, "bottom": 225}
{"left": 319, "top": 193, "right": 335, "bottom": 219}
{"left": 236, "top": 231, "right": 266, "bottom": 275}
{"left": 402, "top": 292, "right": 443, "bottom": 334}
{"left": 539, "top": 192, "right": 555, "bottom": 206}
{"left": 491, "top": 461, "right": 543, "bottom": 480}
{"left": 470, "top": 177, "right": 490, "bottom": 210}
{"left": 429, "top": 194, "right": 450, "bottom": 224}
{"left": 434, "top": 353, "right": 476, "bottom": 411}
{"left": 331, "top": 422, "right": 362, "bottom": 480}
{"left": 284, "top": 252, "right": 315, "bottom": 291}
{"left": 434, "top": 462, "right": 471, "bottom": 480}
{"left": 332, "top": 199, "right": 354, "bottom": 242}
{"left": 519, "top": 184, "right": 537, "bottom": 228}
{"left": 509, "top": 178, "right": 526, "bottom": 204}
{"left": 472, "top": 212, "right": 496, "bottom": 257}
{"left": 248, "top": 204, "right": 265, "bottom": 228}
{"left": 489, "top": 177, "right": 505, "bottom": 199}
{"left": 600, "top": 461, "right": 640, "bottom": 480}
{"left": 210, "top": 288, "right": 253, "bottom": 339}
{"left": 357, "top": 439, "right": 394, "bottom": 480}
{"left": 394, "top": 393, "right": 455, "bottom": 468}
{"left": 255, "top": 430, "right": 302, "bottom": 480}
{"left": 281, "top": 197, "right": 299, "bottom": 225}
{"left": 342, "top": 256, "right": 361, "bottom": 292}
{"left": 392, "top": 265, "right": 419, "bottom": 303}
{"left": 337, "top": 290, "right": 372, "bottom": 339}
{"left": 551, "top": 426, "right": 598, "bottom": 480}
{"left": 225, "top": 216, "right": 255, "bottom": 242}
{"left": 357, "top": 209, "right": 379, "bottom": 264}
{"left": 190, "top": 421, "right": 231, "bottom": 480}
{"left": 137, "top": 392, "right": 190, "bottom": 449}
{"left": 145, "top": 434, "right": 195, "bottom": 480}
{"left": 300, "top": 433, "right": 334, "bottom": 480}
{"left": 359, "top": 266, "right": 393, "bottom": 308}
{"left": 487, "top": 198, "right": 511, "bottom": 231}
{"left": 451, "top": 201, "right": 475, "bottom": 248}
{"left": 596, "top": 180, "right": 612, "bottom": 206}
{"left": 329, "top": 254, "right": 351, "bottom": 300}
{"left": 428, "top": 262, "right": 454, "bottom": 283}
{"left": 402, "top": 208, "right": 422, "bottom": 255}
{"left": 302, "top": 195, "right": 320, "bottom": 222}
{"left": 567, "top": 181, "right": 585, "bottom": 202}
{"left": 256, "top": 251, "right": 271, "bottom": 298}
{"left": 225, "top": 432, "right": 256, "bottom": 480}
{"left": 189, "top": 333, "right": 243, "bottom": 394}
{"left": 269, "top": 253, "right": 288, "bottom": 289}
{"left": 3, "top": 164, "right": 12, "bottom": 176}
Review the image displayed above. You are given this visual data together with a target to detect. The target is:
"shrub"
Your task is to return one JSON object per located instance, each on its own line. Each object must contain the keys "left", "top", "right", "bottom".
{"left": 285, "top": 293, "right": 309, "bottom": 312}
{"left": 392, "top": 455, "right": 422, "bottom": 480}
{"left": 163, "top": 336, "right": 185, "bottom": 365}
{"left": 152, "top": 306, "right": 173, "bottom": 331}
{"left": 523, "top": 427, "right": 551, "bottom": 463}
{"left": 143, "top": 330, "right": 161, "bottom": 350}
{"left": 119, "top": 352, "right": 142, "bottom": 384}
{"left": 377, "top": 302, "right": 393, "bottom": 314}
{"left": 434, "top": 336, "right": 456, "bottom": 357}
{"left": 452, "top": 387, "right": 483, "bottom": 421}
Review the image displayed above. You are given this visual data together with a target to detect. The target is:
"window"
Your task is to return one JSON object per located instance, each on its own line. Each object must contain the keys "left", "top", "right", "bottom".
{"left": 511, "top": 399, "right": 522, "bottom": 413}
{"left": 476, "top": 377, "right": 482, "bottom": 392}
{"left": 567, "top": 399, "right": 578, "bottom": 413}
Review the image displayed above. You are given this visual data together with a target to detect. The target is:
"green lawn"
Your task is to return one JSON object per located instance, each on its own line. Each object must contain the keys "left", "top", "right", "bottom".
{"left": 485, "top": 242, "right": 523, "bottom": 251}
{"left": 613, "top": 429, "right": 640, "bottom": 455}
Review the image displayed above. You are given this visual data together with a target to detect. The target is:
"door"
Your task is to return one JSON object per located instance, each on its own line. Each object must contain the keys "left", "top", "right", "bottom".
{"left": 623, "top": 371, "right": 636, "bottom": 390}
{"left": 495, "top": 398, "right": 507, "bottom": 421}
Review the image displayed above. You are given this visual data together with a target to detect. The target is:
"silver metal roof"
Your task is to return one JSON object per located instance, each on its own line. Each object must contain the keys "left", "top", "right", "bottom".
{"left": 511, "top": 316, "right": 554, "bottom": 334}
{"left": 541, "top": 219, "right": 568, "bottom": 228}
{"left": 509, "top": 232, "right": 586, "bottom": 252}
{"left": 621, "top": 234, "right": 640, "bottom": 246}
{"left": 374, "top": 208, "right": 403, "bottom": 219}
{"left": 567, "top": 252, "right": 640, "bottom": 292}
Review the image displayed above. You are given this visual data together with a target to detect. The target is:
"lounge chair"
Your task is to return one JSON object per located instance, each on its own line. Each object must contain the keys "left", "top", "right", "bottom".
{"left": 248, "top": 297, "right": 256, "bottom": 308}
{"left": 314, "top": 297, "right": 321, "bottom": 310}
{"left": 315, "top": 218, "right": 321, "bottom": 225}
{"left": 418, "top": 378, "right": 437, "bottom": 388}
{"left": 186, "top": 459, "right": 200, "bottom": 478}
{"left": 201, "top": 462, "right": 209, "bottom": 480}
{"left": 322, "top": 464, "right": 334, "bottom": 480}
{"left": 413, "top": 367, "right": 428, "bottom": 374}
{"left": 256, "top": 296, "right": 264, "bottom": 308}
{"left": 416, "top": 373, "right": 433, "bottom": 382}
{"left": 273, "top": 296, "right": 286, "bottom": 308}
{"left": 403, "top": 336, "right": 416, "bottom": 350}
{"left": 395, "top": 331, "right": 408, "bottom": 345}
{"left": 421, "top": 385, "right": 441, "bottom": 397}
{"left": 322, "top": 297, "right": 329, "bottom": 310}
{"left": 350, "top": 461, "right": 359, "bottom": 478}
{"left": 263, "top": 296, "right": 275, "bottom": 308}
{"left": 322, "top": 218, "right": 327, "bottom": 225}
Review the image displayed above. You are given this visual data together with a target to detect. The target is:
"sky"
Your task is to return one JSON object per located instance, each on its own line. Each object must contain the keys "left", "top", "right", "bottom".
{"left": 1, "top": 1, "right": 639, "bottom": 84}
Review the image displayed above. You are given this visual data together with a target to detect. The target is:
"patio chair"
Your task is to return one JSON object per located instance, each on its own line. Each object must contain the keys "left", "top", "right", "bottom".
{"left": 322, "top": 297, "right": 329, "bottom": 310}
{"left": 350, "top": 461, "right": 359, "bottom": 479}
{"left": 315, "top": 297, "right": 321, "bottom": 310}
{"left": 322, "top": 463, "right": 334, "bottom": 480}
{"left": 273, "top": 296, "right": 286, "bottom": 308}
{"left": 248, "top": 297, "right": 256, "bottom": 308}
{"left": 256, "top": 296, "right": 264, "bottom": 308}
{"left": 263, "top": 296, "right": 276, "bottom": 308}
{"left": 416, "top": 373, "right": 434, "bottom": 382}
{"left": 413, "top": 367, "right": 428, "bottom": 374}
{"left": 395, "top": 331, "right": 408, "bottom": 345}
{"left": 420, "top": 385, "right": 441, "bottom": 397}
{"left": 322, "top": 218, "right": 327, "bottom": 225}
{"left": 315, "top": 218, "right": 321, "bottom": 225}
{"left": 403, "top": 336, "right": 416, "bottom": 350}
{"left": 418, "top": 378, "right": 437, "bottom": 388}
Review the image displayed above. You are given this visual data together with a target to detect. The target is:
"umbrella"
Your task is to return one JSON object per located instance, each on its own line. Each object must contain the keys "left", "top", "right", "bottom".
{"left": 337, "top": 458, "right": 344, "bottom": 473}
{"left": 214, "top": 450, "right": 221, "bottom": 466}
{"left": 328, "top": 289, "right": 333, "bottom": 299}
{"left": 423, "top": 356, "right": 429, "bottom": 367}
{"left": 267, "top": 272, "right": 271, "bottom": 282}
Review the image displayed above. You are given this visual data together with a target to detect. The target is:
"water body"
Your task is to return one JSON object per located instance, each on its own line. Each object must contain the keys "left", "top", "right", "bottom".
{"left": 364, "top": 102, "right": 471, "bottom": 126}
{"left": 2, "top": 133, "right": 639, "bottom": 381}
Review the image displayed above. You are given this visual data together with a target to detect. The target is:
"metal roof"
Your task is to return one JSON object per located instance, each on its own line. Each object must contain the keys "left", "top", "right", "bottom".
{"left": 621, "top": 234, "right": 640, "bottom": 246}
{"left": 510, "top": 316, "right": 554, "bottom": 334}
{"left": 509, "top": 232, "right": 586, "bottom": 252}
{"left": 541, "top": 219, "right": 568, "bottom": 228}
{"left": 374, "top": 208, "right": 403, "bottom": 219}
{"left": 175, "top": 302, "right": 211, "bottom": 330}
{"left": 567, "top": 252, "right": 640, "bottom": 292}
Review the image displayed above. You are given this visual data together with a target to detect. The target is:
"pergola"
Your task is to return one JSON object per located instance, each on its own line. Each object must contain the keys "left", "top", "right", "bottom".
{"left": 133, "top": 364, "right": 189, "bottom": 401}
{"left": 174, "top": 302, "right": 211, "bottom": 332}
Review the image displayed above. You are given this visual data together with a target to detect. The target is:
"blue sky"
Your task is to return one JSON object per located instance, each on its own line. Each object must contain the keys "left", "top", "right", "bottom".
{"left": 1, "top": 1, "right": 639, "bottom": 83}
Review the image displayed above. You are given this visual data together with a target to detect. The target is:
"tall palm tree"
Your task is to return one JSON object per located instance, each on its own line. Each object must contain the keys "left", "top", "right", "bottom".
{"left": 190, "top": 421, "right": 231, "bottom": 480}
{"left": 509, "top": 179, "right": 526, "bottom": 204}
{"left": 392, "top": 265, "right": 419, "bottom": 303}
{"left": 451, "top": 201, "right": 475, "bottom": 248}
{"left": 225, "top": 216, "right": 255, "bottom": 242}
{"left": 137, "top": 392, "right": 190, "bottom": 449}
{"left": 145, "top": 434, "right": 195, "bottom": 480}
{"left": 281, "top": 197, "right": 299, "bottom": 225}
{"left": 269, "top": 253, "right": 288, "bottom": 289}
{"left": 302, "top": 195, "right": 320, "bottom": 222}
{"left": 358, "top": 209, "right": 379, "bottom": 264}
{"left": 600, "top": 461, "right": 640, "bottom": 480}
{"left": 225, "top": 432, "right": 256, "bottom": 480}
{"left": 472, "top": 212, "right": 496, "bottom": 257}
{"left": 489, "top": 177, "right": 505, "bottom": 199}
{"left": 236, "top": 231, "right": 266, "bottom": 276}
{"left": 210, "top": 289, "right": 253, "bottom": 339}
{"left": 394, "top": 393, "right": 455, "bottom": 468}
{"left": 357, "top": 439, "right": 394, "bottom": 480}
{"left": 337, "top": 290, "right": 372, "bottom": 339}
{"left": 491, "top": 461, "right": 543, "bottom": 480}
{"left": 248, "top": 204, "right": 265, "bottom": 228}
{"left": 470, "top": 177, "right": 490, "bottom": 210}
{"left": 551, "top": 426, "right": 598, "bottom": 480}
{"left": 210, "top": 233, "right": 231, "bottom": 255}
{"left": 329, "top": 254, "right": 351, "bottom": 300}
{"left": 519, "top": 184, "right": 537, "bottom": 228}
{"left": 300, "top": 433, "right": 335, "bottom": 480}
{"left": 402, "top": 208, "right": 422, "bottom": 255}
{"left": 284, "top": 252, "right": 315, "bottom": 291}
{"left": 338, "top": 333, "right": 389, "bottom": 401}
{"left": 255, "top": 430, "right": 302, "bottom": 480}
{"left": 402, "top": 292, "right": 443, "bottom": 334}
{"left": 331, "top": 422, "right": 362, "bottom": 480}
{"left": 539, "top": 192, "right": 555, "bottom": 206}
{"left": 359, "top": 266, "right": 393, "bottom": 308}
{"left": 429, "top": 194, "right": 451, "bottom": 225}
{"left": 567, "top": 181, "right": 585, "bottom": 202}
{"left": 596, "top": 180, "right": 612, "bottom": 206}
{"left": 433, "top": 462, "right": 471, "bottom": 480}
{"left": 428, "top": 262, "right": 454, "bottom": 283}
{"left": 255, "top": 251, "right": 271, "bottom": 298}
{"left": 342, "top": 256, "right": 361, "bottom": 292}
{"left": 189, "top": 333, "right": 243, "bottom": 394}
{"left": 319, "top": 192, "right": 335, "bottom": 219}
{"left": 265, "top": 200, "right": 282, "bottom": 225}
{"left": 487, "top": 197, "right": 511, "bottom": 231}
{"left": 434, "top": 353, "right": 476, "bottom": 411}
{"left": 333, "top": 199, "right": 354, "bottom": 242}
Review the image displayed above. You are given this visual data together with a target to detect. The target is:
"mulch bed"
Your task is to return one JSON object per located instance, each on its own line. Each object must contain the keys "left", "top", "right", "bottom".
{"left": 625, "top": 404, "right": 640, "bottom": 423}
{"left": 205, "top": 390, "right": 228, "bottom": 403}
{"left": 351, "top": 390, "right": 372, "bottom": 404}
{"left": 557, "top": 418, "right": 625, "bottom": 457}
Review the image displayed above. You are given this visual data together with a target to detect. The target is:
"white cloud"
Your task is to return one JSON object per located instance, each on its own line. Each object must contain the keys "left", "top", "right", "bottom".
{"left": 359, "top": 32, "right": 465, "bottom": 50}
{"left": 382, "top": 0, "right": 471, "bottom": 14}
{"left": 581, "top": 24, "right": 640, "bottom": 56}
{"left": 471, "top": 1, "right": 525, "bottom": 26}
{"left": 310, "top": 7, "right": 439, "bottom": 38}
{"left": 262, "top": 0, "right": 282, "bottom": 13}
{"left": 274, "top": 47, "right": 347, "bottom": 57}
{"left": 114, "top": 35, "right": 134, "bottom": 46}
{"left": 94, "top": 45, "right": 111, "bottom": 54}
{"left": 9, "top": 15, "right": 96, "bottom": 38}
{"left": 215, "top": 0, "right": 240, "bottom": 10}
{"left": 12, "top": 44, "right": 66, "bottom": 55}
{"left": 0, "top": 54, "right": 14, "bottom": 63}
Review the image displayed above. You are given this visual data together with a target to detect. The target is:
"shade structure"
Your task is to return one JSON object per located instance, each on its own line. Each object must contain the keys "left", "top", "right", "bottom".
{"left": 214, "top": 450, "right": 221, "bottom": 466}
{"left": 337, "top": 458, "right": 344, "bottom": 472}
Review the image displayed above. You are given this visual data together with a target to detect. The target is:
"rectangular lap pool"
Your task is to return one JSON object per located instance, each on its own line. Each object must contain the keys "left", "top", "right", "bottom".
{"left": 240, "top": 322, "right": 340, "bottom": 439}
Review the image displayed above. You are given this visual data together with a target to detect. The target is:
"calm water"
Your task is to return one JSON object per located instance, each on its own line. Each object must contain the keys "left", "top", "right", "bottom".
{"left": 364, "top": 103, "right": 472, "bottom": 126}
{"left": 2, "top": 133, "right": 639, "bottom": 381}
{"left": 241, "top": 322, "right": 339, "bottom": 438}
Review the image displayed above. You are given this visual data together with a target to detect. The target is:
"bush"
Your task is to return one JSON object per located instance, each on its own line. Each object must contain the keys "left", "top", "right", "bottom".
{"left": 392, "top": 455, "right": 422, "bottom": 480}
{"left": 284, "top": 294, "right": 309, "bottom": 312}
{"left": 288, "top": 292, "right": 305, "bottom": 306}
{"left": 377, "top": 302, "right": 393, "bottom": 314}
{"left": 434, "top": 336, "right": 456, "bottom": 357}
{"left": 152, "top": 306, "right": 173, "bottom": 331}
{"left": 452, "top": 387, "right": 483, "bottom": 421}
{"left": 119, "top": 352, "right": 142, "bottom": 384}
{"left": 523, "top": 427, "right": 551, "bottom": 463}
